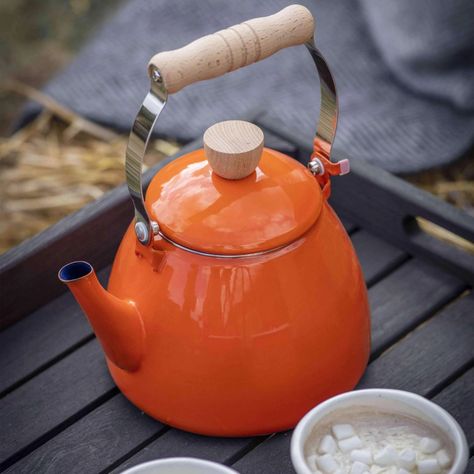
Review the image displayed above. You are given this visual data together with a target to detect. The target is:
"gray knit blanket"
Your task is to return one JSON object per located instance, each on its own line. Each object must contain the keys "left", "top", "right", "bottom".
{"left": 26, "top": 0, "right": 474, "bottom": 173}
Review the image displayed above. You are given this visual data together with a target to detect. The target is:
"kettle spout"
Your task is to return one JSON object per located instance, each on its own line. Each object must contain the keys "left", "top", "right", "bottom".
{"left": 59, "top": 261, "right": 144, "bottom": 372}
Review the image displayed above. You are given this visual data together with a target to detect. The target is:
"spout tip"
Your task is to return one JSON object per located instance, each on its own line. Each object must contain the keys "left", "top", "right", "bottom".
{"left": 58, "top": 261, "right": 93, "bottom": 283}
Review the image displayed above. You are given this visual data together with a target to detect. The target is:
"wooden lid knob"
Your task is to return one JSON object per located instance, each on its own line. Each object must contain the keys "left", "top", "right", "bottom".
{"left": 204, "top": 120, "right": 264, "bottom": 180}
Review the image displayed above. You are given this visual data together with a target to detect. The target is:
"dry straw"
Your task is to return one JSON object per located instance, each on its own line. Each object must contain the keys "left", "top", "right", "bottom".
{"left": 0, "top": 81, "right": 180, "bottom": 253}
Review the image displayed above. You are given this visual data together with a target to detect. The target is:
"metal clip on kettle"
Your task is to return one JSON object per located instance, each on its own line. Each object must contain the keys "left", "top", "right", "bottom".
{"left": 59, "top": 5, "right": 370, "bottom": 437}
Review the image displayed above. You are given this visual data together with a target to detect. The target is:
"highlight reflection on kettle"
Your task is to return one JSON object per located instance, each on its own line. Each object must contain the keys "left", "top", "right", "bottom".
{"left": 59, "top": 5, "right": 370, "bottom": 437}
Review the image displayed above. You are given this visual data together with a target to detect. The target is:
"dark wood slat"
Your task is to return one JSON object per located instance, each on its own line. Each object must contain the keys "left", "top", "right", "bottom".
{"left": 350, "top": 230, "right": 406, "bottom": 286}
{"left": 369, "top": 259, "right": 466, "bottom": 356}
{"left": 109, "top": 429, "right": 259, "bottom": 474}
{"left": 468, "top": 456, "right": 474, "bottom": 474}
{"left": 232, "top": 293, "right": 473, "bottom": 474}
{"left": 2, "top": 395, "right": 165, "bottom": 474}
{"left": 359, "top": 292, "right": 474, "bottom": 393}
{"left": 0, "top": 268, "right": 109, "bottom": 397}
{"left": 0, "top": 339, "right": 114, "bottom": 469}
{"left": 259, "top": 117, "right": 474, "bottom": 286}
{"left": 433, "top": 368, "right": 474, "bottom": 449}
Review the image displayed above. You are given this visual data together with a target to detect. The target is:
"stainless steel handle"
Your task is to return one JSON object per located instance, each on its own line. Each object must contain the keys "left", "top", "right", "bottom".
{"left": 125, "top": 38, "right": 338, "bottom": 246}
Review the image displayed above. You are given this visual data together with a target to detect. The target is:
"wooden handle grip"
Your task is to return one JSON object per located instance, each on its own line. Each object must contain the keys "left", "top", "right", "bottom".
{"left": 148, "top": 4, "right": 314, "bottom": 94}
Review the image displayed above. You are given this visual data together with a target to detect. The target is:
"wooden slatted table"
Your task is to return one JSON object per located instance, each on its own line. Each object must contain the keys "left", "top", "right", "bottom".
{"left": 1, "top": 122, "right": 473, "bottom": 474}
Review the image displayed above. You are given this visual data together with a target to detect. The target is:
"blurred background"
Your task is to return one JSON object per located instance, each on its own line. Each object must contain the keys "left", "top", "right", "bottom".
{"left": 0, "top": 0, "right": 472, "bottom": 254}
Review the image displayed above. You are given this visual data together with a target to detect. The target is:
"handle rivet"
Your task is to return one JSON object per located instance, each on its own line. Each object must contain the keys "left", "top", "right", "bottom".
{"left": 308, "top": 159, "right": 324, "bottom": 176}
{"left": 135, "top": 222, "right": 149, "bottom": 244}
{"left": 151, "top": 68, "right": 162, "bottom": 83}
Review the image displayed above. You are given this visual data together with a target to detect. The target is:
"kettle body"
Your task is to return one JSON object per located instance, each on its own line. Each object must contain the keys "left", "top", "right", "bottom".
{"left": 103, "top": 149, "right": 370, "bottom": 436}
{"left": 59, "top": 5, "right": 371, "bottom": 437}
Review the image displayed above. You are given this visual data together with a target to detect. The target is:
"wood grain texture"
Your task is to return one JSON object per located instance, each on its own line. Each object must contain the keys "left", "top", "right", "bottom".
{"left": 350, "top": 230, "right": 406, "bottom": 286}
{"left": 0, "top": 267, "right": 110, "bottom": 396}
{"left": 204, "top": 120, "right": 264, "bottom": 179}
{"left": 369, "top": 259, "right": 466, "bottom": 356}
{"left": 2, "top": 395, "right": 165, "bottom": 474}
{"left": 232, "top": 293, "right": 473, "bottom": 474}
{"left": 359, "top": 292, "right": 474, "bottom": 394}
{"left": 259, "top": 117, "right": 474, "bottom": 286}
{"left": 148, "top": 5, "right": 314, "bottom": 94}
{"left": 468, "top": 456, "right": 474, "bottom": 474}
{"left": 433, "top": 369, "right": 474, "bottom": 449}
{"left": 0, "top": 339, "right": 115, "bottom": 470}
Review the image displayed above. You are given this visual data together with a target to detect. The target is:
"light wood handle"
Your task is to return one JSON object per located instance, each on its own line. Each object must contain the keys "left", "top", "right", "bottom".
{"left": 204, "top": 120, "right": 264, "bottom": 180}
{"left": 148, "top": 4, "right": 314, "bottom": 94}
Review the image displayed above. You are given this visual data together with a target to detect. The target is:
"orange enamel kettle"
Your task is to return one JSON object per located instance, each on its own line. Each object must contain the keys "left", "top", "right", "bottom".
{"left": 59, "top": 5, "right": 370, "bottom": 436}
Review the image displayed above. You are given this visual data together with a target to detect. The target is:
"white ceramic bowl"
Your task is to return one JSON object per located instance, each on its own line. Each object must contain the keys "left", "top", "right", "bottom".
{"left": 120, "top": 457, "right": 239, "bottom": 474}
{"left": 291, "top": 389, "right": 468, "bottom": 474}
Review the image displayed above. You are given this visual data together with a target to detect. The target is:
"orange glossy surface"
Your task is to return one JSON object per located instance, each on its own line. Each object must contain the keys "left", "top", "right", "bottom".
{"left": 146, "top": 148, "right": 322, "bottom": 254}
{"left": 102, "top": 200, "right": 370, "bottom": 436}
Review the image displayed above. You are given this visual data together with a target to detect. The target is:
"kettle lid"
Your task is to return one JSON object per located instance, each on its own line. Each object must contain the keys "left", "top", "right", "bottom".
{"left": 146, "top": 121, "right": 322, "bottom": 255}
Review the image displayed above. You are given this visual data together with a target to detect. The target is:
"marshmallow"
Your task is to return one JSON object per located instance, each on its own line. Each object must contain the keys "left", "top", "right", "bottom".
{"left": 417, "top": 459, "right": 441, "bottom": 474}
{"left": 398, "top": 448, "right": 416, "bottom": 470}
{"left": 317, "top": 454, "right": 339, "bottom": 473}
{"left": 319, "top": 434, "right": 337, "bottom": 454}
{"left": 332, "top": 424, "right": 355, "bottom": 440}
{"left": 350, "top": 449, "right": 372, "bottom": 465}
{"left": 350, "top": 461, "right": 369, "bottom": 474}
{"left": 338, "top": 435, "right": 363, "bottom": 453}
{"left": 419, "top": 437, "right": 442, "bottom": 454}
{"left": 306, "top": 454, "right": 318, "bottom": 471}
{"left": 374, "top": 445, "right": 398, "bottom": 466}
{"left": 398, "top": 469, "right": 411, "bottom": 474}
{"left": 436, "top": 448, "right": 452, "bottom": 468}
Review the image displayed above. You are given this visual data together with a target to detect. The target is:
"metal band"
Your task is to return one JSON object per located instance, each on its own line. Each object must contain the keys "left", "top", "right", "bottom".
{"left": 125, "top": 40, "right": 338, "bottom": 249}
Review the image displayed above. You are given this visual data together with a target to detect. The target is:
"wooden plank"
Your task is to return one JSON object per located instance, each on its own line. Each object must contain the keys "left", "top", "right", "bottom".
{"left": 468, "top": 456, "right": 474, "bottom": 474}
{"left": 2, "top": 395, "right": 165, "bottom": 474}
{"left": 369, "top": 259, "right": 466, "bottom": 357}
{"left": 259, "top": 118, "right": 474, "bottom": 286}
{"left": 232, "top": 293, "right": 473, "bottom": 474}
{"left": 0, "top": 339, "right": 115, "bottom": 470}
{"left": 0, "top": 267, "right": 109, "bottom": 397}
{"left": 433, "top": 368, "right": 474, "bottom": 449}
{"left": 359, "top": 292, "right": 474, "bottom": 394}
{"left": 350, "top": 230, "right": 406, "bottom": 286}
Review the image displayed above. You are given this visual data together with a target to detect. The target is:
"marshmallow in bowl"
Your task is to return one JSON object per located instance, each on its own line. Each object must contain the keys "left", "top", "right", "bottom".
{"left": 316, "top": 454, "right": 339, "bottom": 473}
{"left": 420, "top": 437, "right": 442, "bottom": 454}
{"left": 304, "top": 410, "right": 453, "bottom": 474}
{"left": 350, "top": 449, "right": 372, "bottom": 465}
{"left": 319, "top": 435, "right": 337, "bottom": 454}
{"left": 332, "top": 424, "right": 356, "bottom": 440}
{"left": 338, "top": 436, "right": 363, "bottom": 453}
